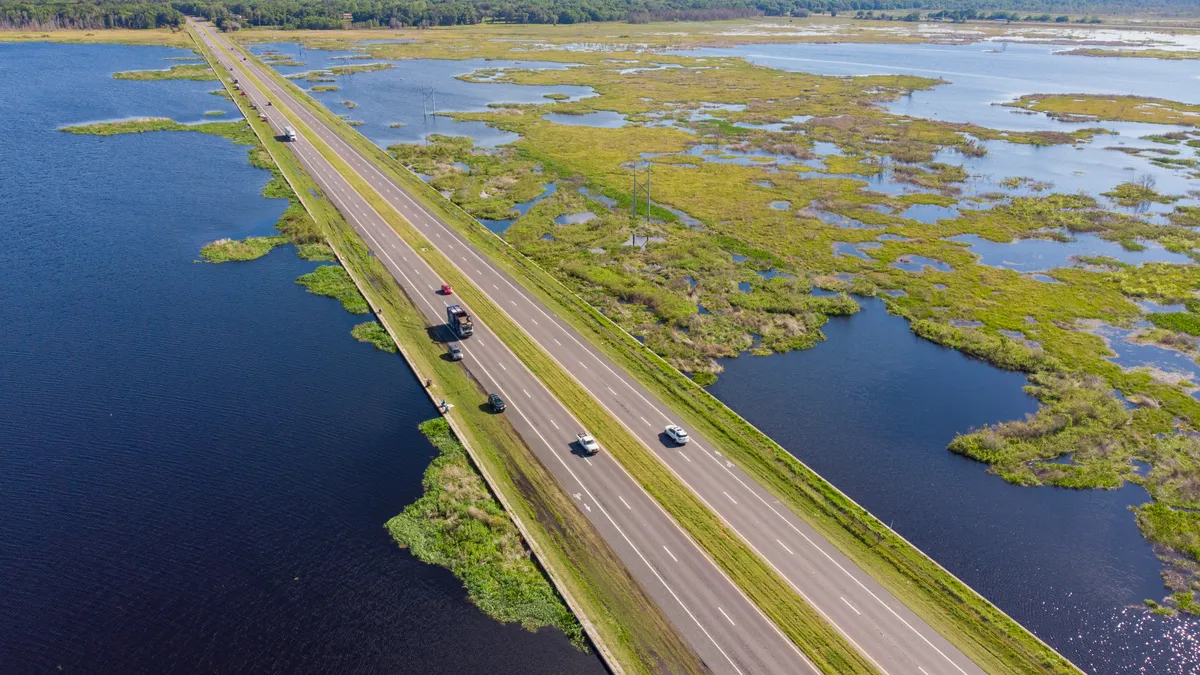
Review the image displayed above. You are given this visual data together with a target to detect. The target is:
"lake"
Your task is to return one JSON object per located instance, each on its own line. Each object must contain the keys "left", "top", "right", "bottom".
{"left": 252, "top": 38, "right": 1200, "bottom": 673}
{"left": 0, "top": 42, "right": 601, "bottom": 674}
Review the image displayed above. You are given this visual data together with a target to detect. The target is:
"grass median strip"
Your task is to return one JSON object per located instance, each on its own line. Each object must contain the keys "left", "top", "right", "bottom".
{"left": 231, "top": 33, "right": 1080, "bottom": 675}
{"left": 225, "top": 36, "right": 877, "bottom": 674}
{"left": 190, "top": 26, "right": 706, "bottom": 675}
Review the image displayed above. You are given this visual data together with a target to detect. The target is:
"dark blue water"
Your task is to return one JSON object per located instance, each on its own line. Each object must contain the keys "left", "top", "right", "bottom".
{"left": 0, "top": 42, "right": 601, "bottom": 675}
{"left": 710, "top": 298, "right": 1198, "bottom": 674}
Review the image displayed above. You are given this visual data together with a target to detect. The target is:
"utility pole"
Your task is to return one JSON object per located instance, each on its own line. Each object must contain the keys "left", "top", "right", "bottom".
{"left": 421, "top": 86, "right": 437, "bottom": 117}
{"left": 631, "top": 162, "right": 652, "bottom": 246}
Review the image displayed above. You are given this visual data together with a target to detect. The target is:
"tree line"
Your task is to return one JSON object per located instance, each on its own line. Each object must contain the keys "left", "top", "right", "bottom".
{"left": 0, "top": 0, "right": 1193, "bottom": 31}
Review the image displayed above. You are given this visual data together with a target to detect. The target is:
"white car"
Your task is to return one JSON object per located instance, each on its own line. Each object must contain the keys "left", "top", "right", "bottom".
{"left": 664, "top": 424, "right": 690, "bottom": 445}
{"left": 576, "top": 432, "right": 601, "bottom": 456}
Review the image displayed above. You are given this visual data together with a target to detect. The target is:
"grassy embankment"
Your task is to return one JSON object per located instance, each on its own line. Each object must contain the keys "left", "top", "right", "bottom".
{"left": 191, "top": 26, "right": 709, "bottom": 674}
{"left": 390, "top": 417, "right": 583, "bottom": 643}
{"left": 60, "top": 117, "right": 333, "bottom": 264}
{"left": 227, "top": 38, "right": 880, "bottom": 674}
{"left": 231, "top": 35, "right": 1083, "bottom": 673}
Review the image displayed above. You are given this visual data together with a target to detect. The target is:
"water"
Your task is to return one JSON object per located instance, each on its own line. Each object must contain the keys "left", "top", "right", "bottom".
{"left": 680, "top": 42, "right": 1200, "bottom": 130}
{"left": 891, "top": 254, "right": 953, "bottom": 273}
{"left": 0, "top": 42, "right": 600, "bottom": 674}
{"left": 478, "top": 181, "right": 558, "bottom": 233}
{"left": 555, "top": 211, "right": 597, "bottom": 225}
{"left": 708, "top": 298, "right": 1184, "bottom": 674}
{"left": 249, "top": 44, "right": 593, "bottom": 147}
{"left": 950, "top": 232, "right": 1193, "bottom": 273}
{"left": 833, "top": 241, "right": 882, "bottom": 259}
{"left": 543, "top": 110, "right": 627, "bottom": 127}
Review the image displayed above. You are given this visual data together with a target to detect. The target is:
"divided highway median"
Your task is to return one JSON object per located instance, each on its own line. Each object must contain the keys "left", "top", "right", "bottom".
{"left": 197, "top": 23, "right": 881, "bottom": 674}
{"left": 190, "top": 28, "right": 709, "bottom": 675}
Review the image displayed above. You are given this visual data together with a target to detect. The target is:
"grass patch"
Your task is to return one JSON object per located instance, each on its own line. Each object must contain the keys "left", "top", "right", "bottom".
{"left": 310, "top": 84, "right": 339, "bottom": 92}
{"left": 200, "top": 235, "right": 287, "bottom": 262}
{"left": 1149, "top": 312, "right": 1200, "bottom": 336}
{"left": 351, "top": 320, "right": 397, "bottom": 352}
{"left": 113, "top": 63, "right": 216, "bottom": 81}
{"left": 295, "top": 265, "right": 369, "bottom": 313}
{"left": 1007, "top": 94, "right": 1200, "bottom": 127}
{"left": 388, "top": 418, "right": 583, "bottom": 643}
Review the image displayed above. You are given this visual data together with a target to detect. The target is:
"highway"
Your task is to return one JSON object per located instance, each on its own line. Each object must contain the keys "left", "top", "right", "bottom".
{"left": 195, "top": 20, "right": 988, "bottom": 675}
{"left": 193, "top": 20, "right": 814, "bottom": 675}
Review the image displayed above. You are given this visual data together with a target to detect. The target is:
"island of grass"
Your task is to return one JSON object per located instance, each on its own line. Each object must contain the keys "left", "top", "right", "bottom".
{"left": 310, "top": 84, "right": 339, "bottom": 92}
{"left": 1059, "top": 48, "right": 1200, "bottom": 61}
{"left": 1006, "top": 93, "right": 1200, "bottom": 126}
{"left": 296, "top": 265, "right": 370, "bottom": 313}
{"left": 200, "top": 236, "right": 287, "bottom": 262}
{"left": 113, "top": 63, "right": 216, "bottom": 81}
{"left": 0, "top": 28, "right": 193, "bottom": 48}
{"left": 388, "top": 418, "right": 584, "bottom": 644}
{"left": 351, "top": 320, "right": 397, "bottom": 352}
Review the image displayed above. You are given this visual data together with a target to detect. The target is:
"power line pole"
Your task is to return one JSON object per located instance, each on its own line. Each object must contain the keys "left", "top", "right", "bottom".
{"left": 421, "top": 86, "right": 436, "bottom": 117}
{"left": 631, "top": 162, "right": 651, "bottom": 246}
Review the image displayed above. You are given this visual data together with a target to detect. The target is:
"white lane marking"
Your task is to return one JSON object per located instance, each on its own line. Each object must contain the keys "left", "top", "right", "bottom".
{"left": 584, "top": 457, "right": 593, "bottom": 466}
{"left": 531, "top": 319, "right": 538, "bottom": 326}
{"left": 619, "top": 496, "right": 631, "bottom": 510}
{"left": 522, "top": 389, "right": 530, "bottom": 398}
{"left": 492, "top": 284, "right": 498, "bottom": 290}
{"left": 550, "top": 419, "right": 559, "bottom": 430}
{"left": 663, "top": 546, "right": 678, "bottom": 563}
{"left": 639, "top": 416, "right": 650, "bottom": 426}
{"left": 607, "top": 387, "right": 616, "bottom": 395}
{"left": 553, "top": 338, "right": 561, "bottom": 345}
{"left": 211, "top": 48, "right": 792, "bottom": 674}
{"left": 499, "top": 362, "right": 507, "bottom": 371}
{"left": 919, "top": 669, "right": 930, "bottom": 675}
{"left": 777, "top": 539, "right": 794, "bottom": 555}
{"left": 584, "top": 503, "right": 591, "bottom": 512}
{"left": 718, "top": 607, "right": 736, "bottom": 626}
{"left": 841, "top": 597, "right": 862, "bottom": 616}
{"left": 679, "top": 452, "right": 691, "bottom": 463}
{"left": 510, "top": 300, "right": 517, "bottom": 306}
{"left": 579, "top": 361, "right": 588, "bottom": 369}
{"left": 723, "top": 491, "right": 738, "bottom": 505}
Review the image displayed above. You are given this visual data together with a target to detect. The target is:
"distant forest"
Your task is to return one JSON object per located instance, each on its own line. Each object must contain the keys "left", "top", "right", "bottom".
{"left": 0, "top": 0, "right": 1195, "bottom": 31}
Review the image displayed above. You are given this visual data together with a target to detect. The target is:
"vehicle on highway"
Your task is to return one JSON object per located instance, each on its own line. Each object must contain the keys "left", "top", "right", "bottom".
{"left": 576, "top": 432, "right": 600, "bottom": 456}
{"left": 488, "top": 393, "right": 506, "bottom": 413}
{"left": 446, "top": 304, "right": 473, "bottom": 338}
{"left": 248, "top": 103, "right": 257, "bottom": 110}
{"left": 440, "top": 283, "right": 453, "bottom": 295}
{"left": 284, "top": 126, "right": 297, "bottom": 142}
{"left": 447, "top": 342, "right": 463, "bottom": 361}
{"left": 664, "top": 424, "right": 690, "bottom": 445}
{"left": 239, "top": 91, "right": 246, "bottom": 96}
{"left": 259, "top": 113, "right": 268, "bottom": 122}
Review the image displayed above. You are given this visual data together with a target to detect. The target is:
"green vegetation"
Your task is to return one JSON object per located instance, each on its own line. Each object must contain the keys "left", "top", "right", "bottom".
{"left": 387, "top": 418, "right": 583, "bottom": 643}
{"left": 1103, "top": 180, "right": 1183, "bottom": 207}
{"left": 310, "top": 84, "right": 339, "bottom": 92}
{"left": 203, "top": 110, "right": 226, "bottom": 116}
{"left": 238, "top": 32, "right": 1087, "bottom": 668}
{"left": 295, "top": 265, "right": 369, "bottom": 313}
{"left": 351, "top": 320, "right": 397, "bottom": 352}
{"left": 200, "top": 235, "right": 287, "bottom": 262}
{"left": 193, "top": 32, "right": 712, "bottom": 670}
{"left": 341, "top": 100, "right": 358, "bottom": 109}
{"left": 1007, "top": 94, "right": 1200, "bottom": 127}
{"left": 1149, "top": 312, "right": 1200, "bottom": 336}
{"left": 1061, "top": 48, "right": 1200, "bottom": 61}
{"left": 113, "top": 63, "right": 215, "bottom": 81}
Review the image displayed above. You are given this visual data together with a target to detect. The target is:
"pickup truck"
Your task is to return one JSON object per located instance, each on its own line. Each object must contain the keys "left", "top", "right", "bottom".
{"left": 576, "top": 432, "right": 600, "bottom": 456}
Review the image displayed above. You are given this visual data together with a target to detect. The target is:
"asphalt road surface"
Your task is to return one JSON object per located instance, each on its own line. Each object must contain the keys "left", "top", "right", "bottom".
{"left": 195, "top": 20, "right": 988, "bottom": 675}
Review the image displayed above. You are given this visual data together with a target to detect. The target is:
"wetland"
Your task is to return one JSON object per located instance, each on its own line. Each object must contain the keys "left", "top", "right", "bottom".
{"left": 240, "top": 21, "right": 1200, "bottom": 672}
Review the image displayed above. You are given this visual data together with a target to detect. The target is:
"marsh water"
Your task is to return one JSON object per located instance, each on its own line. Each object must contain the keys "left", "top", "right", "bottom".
{"left": 246, "top": 38, "right": 1200, "bottom": 673}
{"left": 0, "top": 43, "right": 602, "bottom": 674}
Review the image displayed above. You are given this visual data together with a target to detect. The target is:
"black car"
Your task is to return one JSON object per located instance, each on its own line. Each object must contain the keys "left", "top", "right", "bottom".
{"left": 488, "top": 393, "right": 506, "bottom": 413}
{"left": 447, "top": 342, "right": 463, "bottom": 361}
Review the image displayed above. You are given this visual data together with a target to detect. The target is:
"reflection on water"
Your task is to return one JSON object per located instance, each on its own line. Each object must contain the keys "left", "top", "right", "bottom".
{"left": 950, "top": 232, "right": 1192, "bottom": 273}
{"left": 708, "top": 298, "right": 1177, "bottom": 674}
